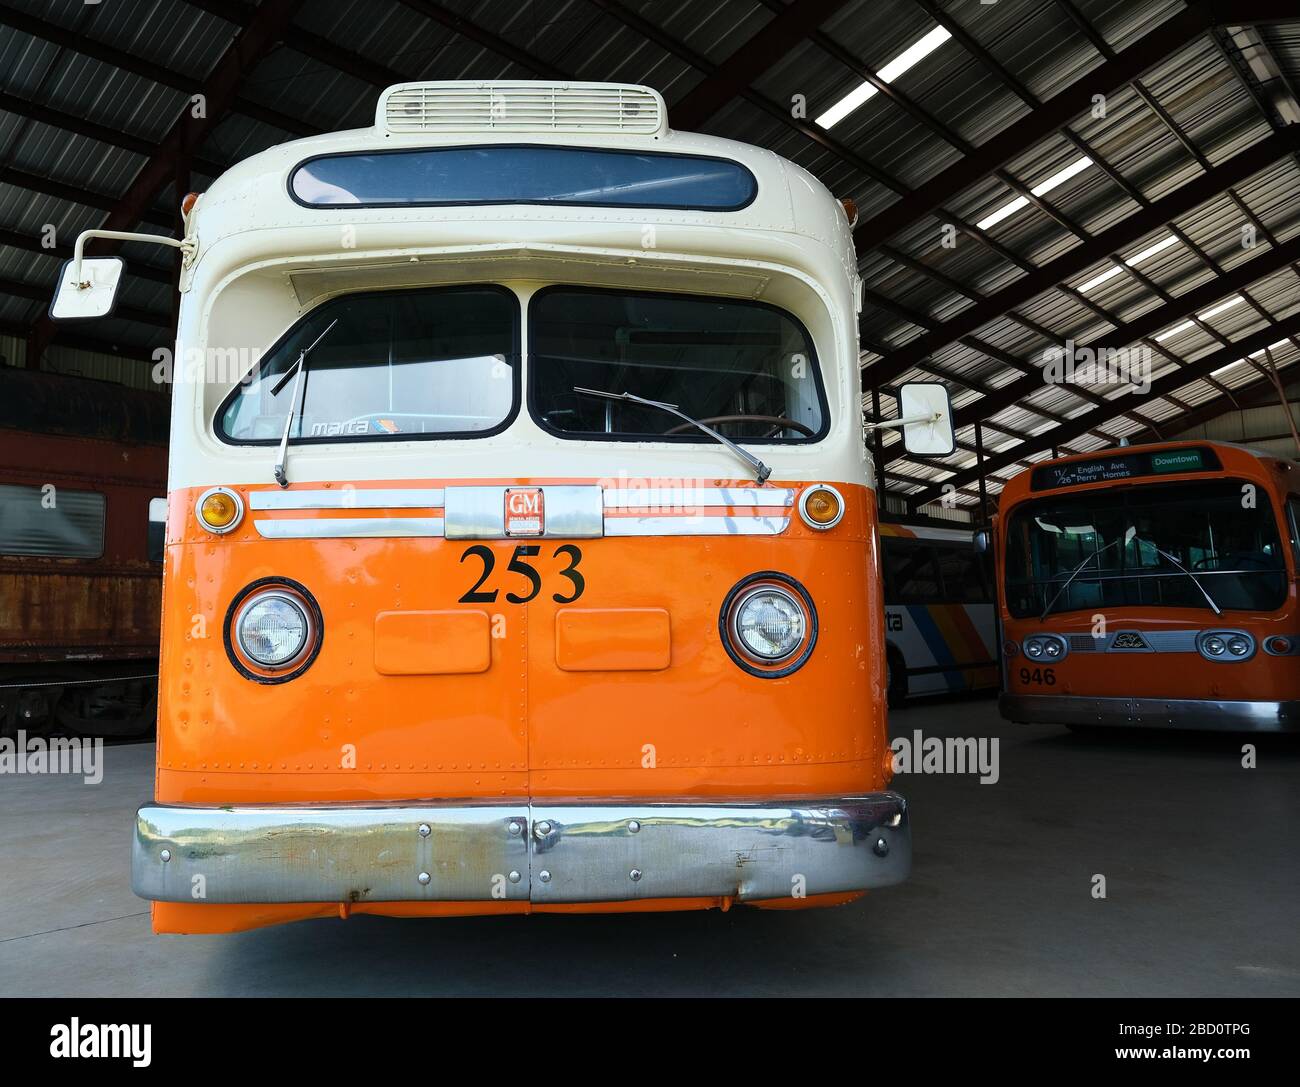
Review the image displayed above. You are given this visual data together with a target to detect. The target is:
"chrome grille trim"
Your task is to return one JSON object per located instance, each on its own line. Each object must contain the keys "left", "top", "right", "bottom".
{"left": 253, "top": 517, "right": 445, "bottom": 539}
{"left": 604, "top": 515, "right": 790, "bottom": 537}
{"left": 250, "top": 489, "right": 445, "bottom": 510}
{"left": 603, "top": 487, "right": 795, "bottom": 509}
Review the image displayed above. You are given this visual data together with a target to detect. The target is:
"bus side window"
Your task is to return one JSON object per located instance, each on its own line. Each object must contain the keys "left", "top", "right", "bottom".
{"left": 935, "top": 545, "right": 988, "bottom": 604}
{"left": 1289, "top": 497, "right": 1300, "bottom": 569}
{"left": 885, "top": 540, "right": 941, "bottom": 604}
{"left": 147, "top": 497, "right": 166, "bottom": 563}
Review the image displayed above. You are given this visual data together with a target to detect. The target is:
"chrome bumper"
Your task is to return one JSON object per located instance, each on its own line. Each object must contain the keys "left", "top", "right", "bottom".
{"left": 1000, "top": 693, "right": 1300, "bottom": 732}
{"left": 132, "top": 794, "right": 909, "bottom": 904}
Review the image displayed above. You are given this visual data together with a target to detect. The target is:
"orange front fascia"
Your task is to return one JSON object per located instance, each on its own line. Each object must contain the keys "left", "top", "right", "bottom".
{"left": 153, "top": 478, "right": 888, "bottom": 932}
{"left": 1001, "top": 608, "right": 1300, "bottom": 703}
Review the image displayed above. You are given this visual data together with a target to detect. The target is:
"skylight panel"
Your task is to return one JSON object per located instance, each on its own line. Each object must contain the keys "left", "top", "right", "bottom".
{"left": 815, "top": 25, "right": 952, "bottom": 129}
{"left": 1078, "top": 234, "right": 1180, "bottom": 293}
{"left": 975, "top": 156, "right": 1093, "bottom": 231}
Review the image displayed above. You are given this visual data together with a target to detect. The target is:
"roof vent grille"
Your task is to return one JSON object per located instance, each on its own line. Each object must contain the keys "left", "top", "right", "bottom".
{"left": 379, "top": 81, "right": 666, "bottom": 136}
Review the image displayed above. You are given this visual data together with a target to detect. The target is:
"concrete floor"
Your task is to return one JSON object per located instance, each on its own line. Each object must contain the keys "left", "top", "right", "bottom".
{"left": 2, "top": 696, "right": 1297, "bottom": 997}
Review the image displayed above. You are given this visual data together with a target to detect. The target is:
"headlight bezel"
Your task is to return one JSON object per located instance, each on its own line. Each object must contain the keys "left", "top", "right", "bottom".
{"left": 224, "top": 577, "right": 324, "bottom": 683}
{"left": 1021, "top": 634, "right": 1068, "bottom": 661}
{"left": 719, "top": 571, "right": 817, "bottom": 679}
{"left": 1196, "top": 629, "right": 1255, "bottom": 663}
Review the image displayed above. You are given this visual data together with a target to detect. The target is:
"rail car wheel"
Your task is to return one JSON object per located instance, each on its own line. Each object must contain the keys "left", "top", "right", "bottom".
{"left": 0, "top": 683, "right": 57, "bottom": 739}
{"left": 55, "top": 677, "right": 157, "bottom": 739}
{"left": 886, "top": 648, "right": 907, "bottom": 709}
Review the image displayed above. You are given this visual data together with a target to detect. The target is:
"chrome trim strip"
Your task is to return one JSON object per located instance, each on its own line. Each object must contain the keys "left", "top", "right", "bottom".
{"left": 443, "top": 486, "right": 505, "bottom": 538}
{"left": 132, "top": 794, "right": 909, "bottom": 904}
{"left": 253, "top": 517, "right": 445, "bottom": 538}
{"left": 249, "top": 488, "right": 445, "bottom": 510}
{"left": 603, "top": 487, "right": 795, "bottom": 509}
{"left": 1000, "top": 693, "right": 1300, "bottom": 732}
{"left": 443, "top": 485, "right": 604, "bottom": 539}
{"left": 604, "top": 515, "right": 790, "bottom": 537}
{"left": 538, "top": 485, "right": 603, "bottom": 538}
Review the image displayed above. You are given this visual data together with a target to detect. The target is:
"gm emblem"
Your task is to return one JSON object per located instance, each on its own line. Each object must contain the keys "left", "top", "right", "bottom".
{"left": 505, "top": 487, "right": 544, "bottom": 536}
{"left": 1111, "top": 631, "right": 1148, "bottom": 650}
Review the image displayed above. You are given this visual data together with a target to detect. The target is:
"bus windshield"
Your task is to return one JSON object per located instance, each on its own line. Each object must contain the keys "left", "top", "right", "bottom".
{"left": 529, "top": 288, "right": 826, "bottom": 442}
{"left": 1005, "top": 479, "right": 1288, "bottom": 617}
{"left": 218, "top": 286, "right": 518, "bottom": 444}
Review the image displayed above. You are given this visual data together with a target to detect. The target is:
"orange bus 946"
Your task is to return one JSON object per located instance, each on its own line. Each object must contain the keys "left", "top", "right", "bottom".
{"left": 51, "top": 81, "right": 956, "bottom": 933}
{"left": 994, "top": 440, "right": 1300, "bottom": 732}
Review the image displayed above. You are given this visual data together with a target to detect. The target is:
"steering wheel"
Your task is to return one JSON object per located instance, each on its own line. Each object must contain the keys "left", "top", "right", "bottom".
{"left": 663, "top": 414, "right": 815, "bottom": 439}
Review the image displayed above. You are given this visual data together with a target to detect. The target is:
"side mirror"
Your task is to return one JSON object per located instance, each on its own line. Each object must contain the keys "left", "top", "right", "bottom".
{"left": 147, "top": 497, "right": 167, "bottom": 563}
{"left": 900, "top": 382, "right": 955, "bottom": 456}
{"left": 973, "top": 528, "right": 991, "bottom": 554}
{"left": 50, "top": 256, "right": 125, "bottom": 321}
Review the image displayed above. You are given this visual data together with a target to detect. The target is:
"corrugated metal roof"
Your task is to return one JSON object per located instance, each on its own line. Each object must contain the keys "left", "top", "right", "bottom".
{"left": 1, "top": 0, "right": 1297, "bottom": 500}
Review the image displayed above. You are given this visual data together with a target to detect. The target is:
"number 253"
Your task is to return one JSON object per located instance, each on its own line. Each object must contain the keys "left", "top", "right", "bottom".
{"left": 458, "top": 544, "right": 585, "bottom": 604}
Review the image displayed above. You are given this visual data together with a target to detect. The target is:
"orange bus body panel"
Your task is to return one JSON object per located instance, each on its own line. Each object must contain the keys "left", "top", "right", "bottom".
{"left": 152, "top": 480, "right": 888, "bottom": 931}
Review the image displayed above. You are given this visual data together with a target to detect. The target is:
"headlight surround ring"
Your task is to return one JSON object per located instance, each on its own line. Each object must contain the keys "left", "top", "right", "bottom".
{"left": 1197, "top": 629, "right": 1255, "bottom": 662}
{"left": 718, "top": 571, "right": 818, "bottom": 679}
{"left": 223, "top": 577, "right": 324, "bottom": 684}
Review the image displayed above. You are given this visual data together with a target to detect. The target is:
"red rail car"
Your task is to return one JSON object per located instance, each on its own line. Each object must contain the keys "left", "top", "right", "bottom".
{"left": 0, "top": 368, "right": 167, "bottom": 737}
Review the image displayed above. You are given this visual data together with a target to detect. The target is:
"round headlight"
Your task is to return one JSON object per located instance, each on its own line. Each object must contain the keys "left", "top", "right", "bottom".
{"left": 719, "top": 574, "right": 817, "bottom": 678}
{"left": 1203, "top": 635, "right": 1226, "bottom": 656}
{"left": 236, "top": 590, "right": 310, "bottom": 668}
{"left": 1024, "top": 638, "right": 1044, "bottom": 658}
{"left": 733, "top": 587, "right": 805, "bottom": 662}
{"left": 1043, "top": 639, "right": 1062, "bottom": 658}
{"left": 1227, "top": 636, "right": 1250, "bottom": 657}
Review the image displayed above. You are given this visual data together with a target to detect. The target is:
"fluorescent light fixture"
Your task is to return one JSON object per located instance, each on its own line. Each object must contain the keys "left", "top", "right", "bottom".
{"left": 1199, "top": 295, "right": 1246, "bottom": 320}
{"left": 1214, "top": 336, "right": 1293, "bottom": 375}
{"left": 976, "top": 196, "right": 1030, "bottom": 231}
{"left": 1153, "top": 295, "right": 1246, "bottom": 342}
{"left": 1078, "top": 234, "right": 1180, "bottom": 293}
{"left": 975, "top": 156, "right": 1093, "bottom": 230}
{"left": 815, "top": 25, "right": 952, "bottom": 129}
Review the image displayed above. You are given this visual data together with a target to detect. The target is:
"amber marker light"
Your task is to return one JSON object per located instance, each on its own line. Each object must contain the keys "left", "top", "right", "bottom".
{"left": 196, "top": 487, "right": 244, "bottom": 534}
{"left": 798, "top": 484, "right": 844, "bottom": 530}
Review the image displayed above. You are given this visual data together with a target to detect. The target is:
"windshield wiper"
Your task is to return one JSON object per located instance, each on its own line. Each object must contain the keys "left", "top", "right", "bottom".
{"left": 272, "top": 318, "right": 338, "bottom": 488}
{"left": 1039, "top": 526, "right": 1136, "bottom": 620}
{"left": 573, "top": 387, "right": 772, "bottom": 484}
{"left": 1145, "top": 541, "right": 1222, "bottom": 615}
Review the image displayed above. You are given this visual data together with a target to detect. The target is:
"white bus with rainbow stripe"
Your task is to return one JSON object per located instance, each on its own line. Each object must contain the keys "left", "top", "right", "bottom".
{"left": 880, "top": 520, "right": 998, "bottom": 706}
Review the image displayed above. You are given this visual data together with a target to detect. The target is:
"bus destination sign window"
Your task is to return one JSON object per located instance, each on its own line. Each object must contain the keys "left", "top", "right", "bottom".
{"left": 1030, "top": 447, "right": 1220, "bottom": 491}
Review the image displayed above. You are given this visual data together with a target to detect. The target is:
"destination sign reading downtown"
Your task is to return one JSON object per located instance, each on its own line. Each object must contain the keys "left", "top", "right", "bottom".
{"left": 1030, "top": 447, "right": 1220, "bottom": 491}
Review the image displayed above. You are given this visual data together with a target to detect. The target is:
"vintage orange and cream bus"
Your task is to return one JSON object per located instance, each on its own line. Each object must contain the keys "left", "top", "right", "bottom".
{"left": 51, "top": 81, "right": 959, "bottom": 933}
{"left": 993, "top": 440, "right": 1300, "bottom": 732}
